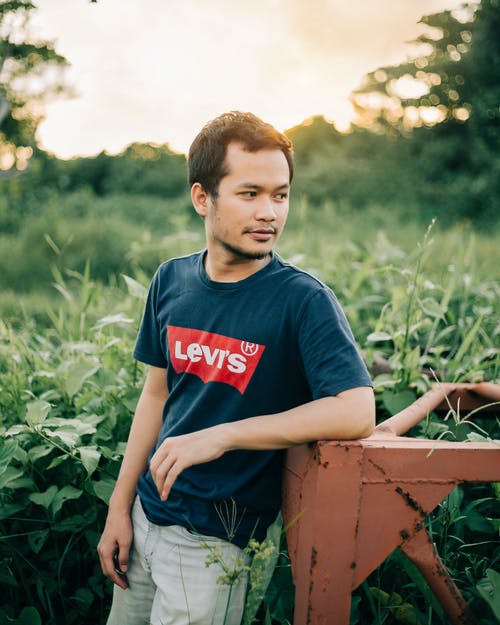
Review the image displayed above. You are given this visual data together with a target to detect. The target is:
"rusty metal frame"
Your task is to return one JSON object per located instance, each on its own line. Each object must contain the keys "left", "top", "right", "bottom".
{"left": 282, "top": 383, "right": 500, "bottom": 625}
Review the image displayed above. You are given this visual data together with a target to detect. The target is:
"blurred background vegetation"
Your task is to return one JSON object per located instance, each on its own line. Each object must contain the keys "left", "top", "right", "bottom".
{"left": 1, "top": 0, "right": 499, "bottom": 322}
{"left": 1, "top": 2, "right": 499, "bottom": 624}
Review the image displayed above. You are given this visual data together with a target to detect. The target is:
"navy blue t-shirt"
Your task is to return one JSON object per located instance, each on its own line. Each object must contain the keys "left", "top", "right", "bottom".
{"left": 134, "top": 251, "right": 371, "bottom": 547}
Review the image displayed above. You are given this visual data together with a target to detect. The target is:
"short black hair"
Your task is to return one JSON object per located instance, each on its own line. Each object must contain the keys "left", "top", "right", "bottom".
{"left": 188, "top": 111, "right": 294, "bottom": 197}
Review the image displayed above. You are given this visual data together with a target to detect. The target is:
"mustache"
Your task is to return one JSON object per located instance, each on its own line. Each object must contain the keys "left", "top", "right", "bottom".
{"left": 243, "top": 226, "right": 278, "bottom": 234}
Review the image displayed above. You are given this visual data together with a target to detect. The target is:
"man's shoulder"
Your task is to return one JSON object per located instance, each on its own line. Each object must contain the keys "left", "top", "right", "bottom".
{"left": 155, "top": 251, "right": 202, "bottom": 277}
{"left": 273, "top": 254, "right": 329, "bottom": 294}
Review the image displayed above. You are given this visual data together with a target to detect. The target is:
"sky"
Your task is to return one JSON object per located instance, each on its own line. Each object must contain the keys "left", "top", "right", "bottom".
{"left": 31, "top": 0, "right": 467, "bottom": 158}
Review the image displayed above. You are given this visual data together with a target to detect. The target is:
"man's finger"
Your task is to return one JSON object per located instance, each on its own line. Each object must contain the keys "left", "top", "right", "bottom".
{"left": 161, "top": 462, "right": 184, "bottom": 501}
{"left": 152, "top": 454, "right": 177, "bottom": 495}
{"left": 115, "top": 543, "right": 130, "bottom": 573}
{"left": 98, "top": 544, "right": 127, "bottom": 589}
{"left": 112, "top": 548, "right": 129, "bottom": 588}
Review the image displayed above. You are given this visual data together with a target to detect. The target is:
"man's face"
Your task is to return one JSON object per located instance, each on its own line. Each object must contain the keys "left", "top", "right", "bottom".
{"left": 203, "top": 142, "right": 290, "bottom": 262}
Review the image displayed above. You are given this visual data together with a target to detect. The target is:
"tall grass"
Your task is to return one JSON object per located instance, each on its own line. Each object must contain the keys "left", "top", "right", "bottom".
{"left": 1, "top": 206, "right": 498, "bottom": 624}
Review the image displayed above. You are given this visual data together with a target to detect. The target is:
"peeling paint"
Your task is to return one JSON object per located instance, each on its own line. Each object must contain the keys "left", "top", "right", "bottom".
{"left": 310, "top": 547, "right": 318, "bottom": 572}
{"left": 395, "top": 486, "right": 427, "bottom": 516}
{"left": 368, "top": 458, "right": 387, "bottom": 475}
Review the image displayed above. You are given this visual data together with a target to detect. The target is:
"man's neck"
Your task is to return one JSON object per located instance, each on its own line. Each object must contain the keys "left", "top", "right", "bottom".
{"left": 204, "top": 251, "right": 272, "bottom": 283}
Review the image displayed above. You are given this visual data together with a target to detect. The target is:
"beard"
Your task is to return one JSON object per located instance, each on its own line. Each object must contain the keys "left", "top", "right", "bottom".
{"left": 217, "top": 237, "right": 271, "bottom": 261}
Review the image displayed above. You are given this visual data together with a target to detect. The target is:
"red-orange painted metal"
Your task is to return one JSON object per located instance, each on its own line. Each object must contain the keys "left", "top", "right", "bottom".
{"left": 282, "top": 383, "right": 500, "bottom": 625}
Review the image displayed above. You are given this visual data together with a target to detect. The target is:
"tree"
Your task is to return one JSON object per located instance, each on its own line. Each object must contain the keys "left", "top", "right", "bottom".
{"left": 349, "top": 0, "right": 500, "bottom": 223}
{"left": 350, "top": 3, "right": 482, "bottom": 133}
{"left": 0, "top": 0, "right": 69, "bottom": 172}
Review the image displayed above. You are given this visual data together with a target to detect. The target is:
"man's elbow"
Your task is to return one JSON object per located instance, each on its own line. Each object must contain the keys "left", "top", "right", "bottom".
{"left": 356, "top": 406, "right": 376, "bottom": 438}
{"left": 337, "top": 386, "right": 376, "bottom": 439}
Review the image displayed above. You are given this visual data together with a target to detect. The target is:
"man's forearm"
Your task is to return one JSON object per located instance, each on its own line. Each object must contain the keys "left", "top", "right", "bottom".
{"left": 109, "top": 374, "right": 167, "bottom": 512}
{"left": 150, "top": 386, "right": 375, "bottom": 501}
{"left": 220, "top": 386, "right": 375, "bottom": 451}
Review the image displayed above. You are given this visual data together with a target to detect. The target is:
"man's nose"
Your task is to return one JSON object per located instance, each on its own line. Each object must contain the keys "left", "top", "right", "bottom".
{"left": 255, "top": 197, "right": 277, "bottom": 220}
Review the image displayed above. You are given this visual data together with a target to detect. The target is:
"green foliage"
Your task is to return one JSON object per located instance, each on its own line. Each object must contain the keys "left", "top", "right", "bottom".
{"left": 0, "top": 216, "right": 498, "bottom": 624}
{"left": 347, "top": 0, "right": 500, "bottom": 224}
{"left": 0, "top": 188, "right": 201, "bottom": 295}
{"left": 0, "top": 0, "right": 69, "bottom": 169}
{"left": 477, "top": 569, "right": 500, "bottom": 621}
{"left": 243, "top": 515, "right": 282, "bottom": 625}
{"left": 0, "top": 268, "right": 146, "bottom": 624}
{"left": 0, "top": 2, "right": 497, "bottom": 622}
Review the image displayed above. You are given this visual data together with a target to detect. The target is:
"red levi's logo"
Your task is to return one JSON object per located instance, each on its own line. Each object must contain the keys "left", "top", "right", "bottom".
{"left": 167, "top": 325, "right": 265, "bottom": 394}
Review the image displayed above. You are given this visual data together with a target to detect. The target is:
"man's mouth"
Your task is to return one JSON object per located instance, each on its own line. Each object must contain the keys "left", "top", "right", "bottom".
{"left": 245, "top": 227, "right": 277, "bottom": 241}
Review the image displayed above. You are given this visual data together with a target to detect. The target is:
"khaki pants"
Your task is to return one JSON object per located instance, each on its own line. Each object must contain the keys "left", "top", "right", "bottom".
{"left": 106, "top": 497, "right": 249, "bottom": 625}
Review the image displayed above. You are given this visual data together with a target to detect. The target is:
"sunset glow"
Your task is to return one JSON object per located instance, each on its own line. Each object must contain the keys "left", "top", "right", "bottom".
{"left": 31, "top": 0, "right": 466, "bottom": 157}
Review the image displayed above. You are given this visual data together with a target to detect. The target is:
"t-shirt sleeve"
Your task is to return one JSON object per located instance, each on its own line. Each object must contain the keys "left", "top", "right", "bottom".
{"left": 298, "top": 286, "right": 372, "bottom": 399}
{"left": 133, "top": 268, "right": 168, "bottom": 368}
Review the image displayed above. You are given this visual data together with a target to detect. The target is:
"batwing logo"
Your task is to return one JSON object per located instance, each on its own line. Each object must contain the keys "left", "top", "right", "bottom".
{"left": 167, "top": 325, "right": 265, "bottom": 394}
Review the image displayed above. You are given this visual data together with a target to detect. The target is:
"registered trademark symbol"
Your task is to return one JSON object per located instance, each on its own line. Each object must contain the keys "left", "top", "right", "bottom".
{"left": 240, "top": 341, "right": 259, "bottom": 356}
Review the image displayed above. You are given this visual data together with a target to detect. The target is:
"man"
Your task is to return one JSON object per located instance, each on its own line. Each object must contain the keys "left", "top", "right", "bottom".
{"left": 98, "top": 111, "right": 375, "bottom": 625}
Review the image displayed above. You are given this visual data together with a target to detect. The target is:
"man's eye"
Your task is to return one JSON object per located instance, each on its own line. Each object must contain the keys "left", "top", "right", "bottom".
{"left": 275, "top": 193, "right": 288, "bottom": 200}
{"left": 240, "top": 191, "right": 256, "bottom": 197}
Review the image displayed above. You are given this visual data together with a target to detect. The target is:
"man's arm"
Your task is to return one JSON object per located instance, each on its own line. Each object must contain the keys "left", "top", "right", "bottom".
{"left": 150, "top": 385, "right": 374, "bottom": 502}
{"left": 97, "top": 365, "right": 168, "bottom": 588}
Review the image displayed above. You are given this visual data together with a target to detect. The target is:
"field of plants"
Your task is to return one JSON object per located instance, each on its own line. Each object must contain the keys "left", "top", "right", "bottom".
{"left": 1, "top": 0, "right": 499, "bottom": 621}
{"left": 0, "top": 200, "right": 498, "bottom": 625}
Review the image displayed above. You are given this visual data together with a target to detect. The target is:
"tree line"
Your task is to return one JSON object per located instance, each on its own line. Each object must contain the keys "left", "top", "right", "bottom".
{"left": 0, "top": 1, "right": 498, "bottom": 265}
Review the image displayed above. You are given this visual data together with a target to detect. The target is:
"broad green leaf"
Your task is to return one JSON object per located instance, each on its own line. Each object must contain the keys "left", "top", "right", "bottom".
{"left": 29, "top": 485, "right": 58, "bottom": 509}
{"left": 243, "top": 513, "right": 282, "bottom": 625}
{"left": 0, "top": 503, "right": 26, "bottom": 520}
{"left": 13, "top": 445, "right": 28, "bottom": 465}
{"left": 0, "top": 572, "right": 18, "bottom": 588}
{"left": 0, "top": 439, "right": 19, "bottom": 475}
{"left": 477, "top": 569, "right": 500, "bottom": 621}
{"left": 404, "top": 345, "right": 421, "bottom": 372}
{"left": 465, "top": 508, "right": 496, "bottom": 534}
{"left": 492, "top": 482, "right": 500, "bottom": 500}
{"left": 47, "top": 455, "right": 68, "bottom": 470}
{"left": 27, "top": 445, "right": 53, "bottom": 463}
{"left": 445, "top": 485, "right": 464, "bottom": 512}
{"left": 367, "top": 331, "right": 393, "bottom": 342}
{"left": 466, "top": 432, "right": 491, "bottom": 443}
{"left": 44, "top": 417, "right": 97, "bottom": 437}
{"left": 6, "top": 607, "right": 42, "bottom": 625}
{"left": 4, "top": 424, "right": 29, "bottom": 436}
{"left": 94, "top": 313, "right": 134, "bottom": 329}
{"left": 454, "top": 315, "right": 483, "bottom": 363}
{"left": 5, "top": 477, "right": 34, "bottom": 491}
{"left": 78, "top": 446, "right": 101, "bottom": 477}
{"left": 122, "top": 274, "right": 148, "bottom": 299}
{"left": 92, "top": 475, "right": 116, "bottom": 504}
{"left": 52, "top": 485, "right": 82, "bottom": 515}
{"left": 419, "top": 296, "right": 446, "bottom": 319}
{"left": 53, "top": 511, "right": 96, "bottom": 533}
{"left": 381, "top": 388, "right": 416, "bottom": 417}
{"left": 25, "top": 400, "right": 51, "bottom": 427}
{"left": 122, "top": 388, "right": 141, "bottom": 411}
{"left": 43, "top": 428, "right": 80, "bottom": 449}
{"left": 63, "top": 360, "right": 101, "bottom": 398}
{"left": 28, "top": 530, "right": 50, "bottom": 554}
{"left": 0, "top": 466, "right": 25, "bottom": 489}
{"left": 71, "top": 587, "right": 94, "bottom": 608}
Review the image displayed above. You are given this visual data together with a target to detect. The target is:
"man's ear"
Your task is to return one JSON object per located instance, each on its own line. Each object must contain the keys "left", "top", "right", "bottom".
{"left": 191, "top": 183, "right": 212, "bottom": 218}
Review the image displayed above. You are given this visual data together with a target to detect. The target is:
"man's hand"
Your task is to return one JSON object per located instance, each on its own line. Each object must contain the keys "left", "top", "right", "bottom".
{"left": 97, "top": 508, "right": 133, "bottom": 589}
{"left": 149, "top": 387, "right": 375, "bottom": 502}
{"left": 150, "top": 427, "right": 227, "bottom": 501}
